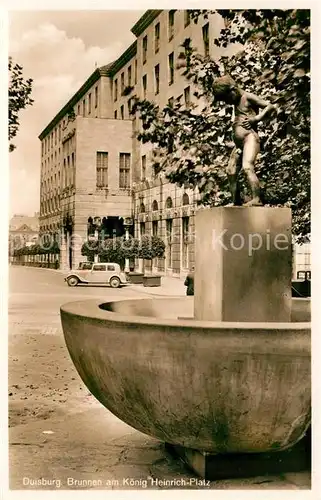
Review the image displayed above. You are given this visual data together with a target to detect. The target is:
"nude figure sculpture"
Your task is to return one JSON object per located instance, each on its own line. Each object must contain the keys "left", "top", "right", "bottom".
{"left": 213, "top": 75, "right": 277, "bottom": 206}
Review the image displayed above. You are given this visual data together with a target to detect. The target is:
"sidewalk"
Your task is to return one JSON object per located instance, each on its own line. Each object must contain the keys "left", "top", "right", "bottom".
{"left": 129, "top": 275, "right": 186, "bottom": 297}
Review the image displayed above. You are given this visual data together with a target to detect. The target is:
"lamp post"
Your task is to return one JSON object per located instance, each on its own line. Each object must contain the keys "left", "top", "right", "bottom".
{"left": 123, "top": 217, "right": 133, "bottom": 273}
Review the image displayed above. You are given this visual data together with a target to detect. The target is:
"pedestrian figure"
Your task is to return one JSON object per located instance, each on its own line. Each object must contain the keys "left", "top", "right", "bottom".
{"left": 184, "top": 267, "right": 195, "bottom": 296}
{"left": 213, "top": 75, "right": 277, "bottom": 206}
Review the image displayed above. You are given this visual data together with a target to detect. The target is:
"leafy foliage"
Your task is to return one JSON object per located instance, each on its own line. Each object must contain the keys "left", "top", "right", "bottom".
{"left": 13, "top": 241, "right": 60, "bottom": 256}
{"left": 81, "top": 235, "right": 165, "bottom": 266}
{"left": 8, "top": 57, "right": 34, "bottom": 152}
{"left": 138, "top": 235, "right": 166, "bottom": 260}
{"left": 131, "top": 9, "right": 310, "bottom": 243}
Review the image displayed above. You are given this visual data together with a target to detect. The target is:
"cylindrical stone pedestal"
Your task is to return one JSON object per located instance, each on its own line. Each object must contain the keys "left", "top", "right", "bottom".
{"left": 194, "top": 207, "right": 292, "bottom": 322}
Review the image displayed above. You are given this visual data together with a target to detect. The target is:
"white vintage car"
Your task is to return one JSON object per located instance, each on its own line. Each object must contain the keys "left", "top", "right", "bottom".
{"left": 65, "top": 262, "right": 128, "bottom": 288}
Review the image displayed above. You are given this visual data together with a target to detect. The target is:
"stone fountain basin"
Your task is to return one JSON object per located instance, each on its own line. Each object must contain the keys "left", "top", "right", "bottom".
{"left": 60, "top": 297, "right": 310, "bottom": 454}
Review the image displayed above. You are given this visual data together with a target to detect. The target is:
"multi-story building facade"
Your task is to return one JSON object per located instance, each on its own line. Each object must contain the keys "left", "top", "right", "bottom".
{"left": 38, "top": 9, "right": 311, "bottom": 277}
{"left": 9, "top": 213, "right": 39, "bottom": 260}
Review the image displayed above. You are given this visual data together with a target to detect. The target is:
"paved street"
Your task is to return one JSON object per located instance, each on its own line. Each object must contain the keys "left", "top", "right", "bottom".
{"left": 8, "top": 266, "right": 310, "bottom": 491}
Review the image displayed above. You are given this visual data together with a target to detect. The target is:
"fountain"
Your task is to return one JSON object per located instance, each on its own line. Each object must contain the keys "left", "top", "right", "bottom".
{"left": 60, "top": 206, "right": 311, "bottom": 479}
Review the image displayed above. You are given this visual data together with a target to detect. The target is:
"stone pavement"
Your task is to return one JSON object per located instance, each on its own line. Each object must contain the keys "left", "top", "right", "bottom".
{"left": 9, "top": 405, "right": 311, "bottom": 491}
{"left": 8, "top": 266, "right": 311, "bottom": 492}
{"left": 129, "top": 275, "right": 187, "bottom": 297}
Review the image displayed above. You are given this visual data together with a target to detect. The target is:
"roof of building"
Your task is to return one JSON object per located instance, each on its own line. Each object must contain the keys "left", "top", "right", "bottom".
{"left": 38, "top": 63, "right": 115, "bottom": 140}
{"left": 38, "top": 9, "right": 163, "bottom": 140}
{"left": 131, "top": 10, "right": 162, "bottom": 36}
{"left": 9, "top": 214, "right": 39, "bottom": 232}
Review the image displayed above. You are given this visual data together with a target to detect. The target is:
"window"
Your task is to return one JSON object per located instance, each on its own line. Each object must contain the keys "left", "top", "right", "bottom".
{"left": 166, "top": 219, "right": 173, "bottom": 241}
{"left": 152, "top": 200, "right": 158, "bottom": 211}
{"left": 82, "top": 99, "right": 86, "bottom": 116}
{"left": 140, "top": 202, "right": 145, "bottom": 213}
{"left": 166, "top": 196, "right": 173, "bottom": 208}
{"left": 121, "top": 72, "right": 125, "bottom": 94}
{"left": 134, "top": 59, "right": 138, "bottom": 84}
{"left": 142, "top": 74, "right": 147, "bottom": 99}
{"left": 120, "top": 105, "right": 124, "bottom": 120}
{"left": 142, "top": 35, "right": 148, "bottom": 64}
{"left": 95, "top": 86, "right": 98, "bottom": 108}
{"left": 77, "top": 104, "right": 81, "bottom": 115}
{"left": 168, "top": 52, "right": 174, "bottom": 85}
{"left": 114, "top": 110, "right": 118, "bottom": 119}
{"left": 202, "top": 22, "right": 210, "bottom": 57}
{"left": 155, "top": 22, "right": 160, "bottom": 53}
{"left": 184, "top": 10, "right": 191, "bottom": 27}
{"left": 88, "top": 93, "right": 92, "bottom": 114}
{"left": 93, "top": 264, "right": 106, "bottom": 271}
{"left": 152, "top": 220, "right": 158, "bottom": 236}
{"left": 128, "top": 98, "right": 132, "bottom": 115}
{"left": 168, "top": 10, "right": 175, "bottom": 40}
{"left": 119, "top": 153, "right": 131, "bottom": 188}
{"left": 128, "top": 65, "right": 132, "bottom": 86}
{"left": 140, "top": 222, "right": 145, "bottom": 236}
{"left": 182, "top": 216, "right": 190, "bottom": 269}
{"left": 184, "top": 86, "right": 191, "bottom": 108}
{"left": 154, "top": 64, "right": 160, "bottom": 94}
{"left": 141, "top": 155, "right": 146, "bottom": 180}
{"left": 96, "top": 151, "right": 108, "bottom": 188}
{"left": 114, "top": 79, "right": 118, "bottom": 101}
{"left": 182, "top": 193, "right": 189, "bottom": 205}
{"left": 107, "top": 265, "right": 115, "bottom": 271}
{"left": 58, "top": 125, "right": 61, "bottom": 141}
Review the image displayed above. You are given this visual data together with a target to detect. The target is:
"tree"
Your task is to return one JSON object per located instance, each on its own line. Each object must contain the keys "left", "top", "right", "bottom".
{"left": 8, "top": 57, "right": 34, "bottom": 152}
{"left": 132, "top": 10, "right": 310, "bottom": 243}
{"left": 138, "top": 235, "right": 165, "bottom": 271}
{"left": 81, "top": 236, "right": 140, "bottom": 269}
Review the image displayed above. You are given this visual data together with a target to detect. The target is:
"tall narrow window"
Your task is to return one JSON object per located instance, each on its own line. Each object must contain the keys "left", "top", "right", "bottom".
{"left": 184, "top": 10, "right": 191, "bottom": 27}
{"left": 77, "top": 104, "right": 81, "bottom": 115}
{"left": 155, "top": 22, "right": 160, "bottom": 53}
{"left": 154, "top": 64, "right": 160, "bottom": 94}
{"left": 128, "top": 98, "right": 132, "bottom": 115}
{"left": 114, "top": 79, "right": 118, "bottom": 101}
{"left": 202, "top": 22, "right": 210, "bottom": 57}
{"left": 120, "top": 105, "right": 124, "bottom": 120}
{"left": 168, "top": 52, "right": 174, "bottom": 85}
{"left": 142, "top": 35, "right": 148, "bottom": 64}
{"left": 88, "top": 93, "right": 92, "bottom": 114}
{"left": 166, "top": 218, "right": 173, "bottom": 267}
{"left": 119, "top": 153, "right": 131, "bottom": 188}
{"left": 184, "top": 86, "right": 191, "bottom": 108}
{"left": 114, "top": 110, "right": 117, "bottom": 119}
{"left": 128, "top": 65, "right": 132, "bottom": 86}
{"left": 95, "top": 86, "right": 98, "bottom": 108}
{"left": 121, "top": 72, "right": 125, "bottom": 94}
{"left": 182, "top": 216, "right": 190, "bottom": 269}
{"left": 71, "top": 152, "right": 75, "bottom": 187}
{"left": 168, "top": 10, "right": 175, "bottom": 40}
{"left": 134, "top": 59, "right": 138, "bottom": 84}
{"left": 141, "top": 155, "right": 146, "bottom": 180}
{"left": 140, "top": 222, "right": 145, "bottom": 237}
{"left": 142, "top": 74, "right": 147, "bottom": 99}
{"left": 152, "top": 220, "right": 158, "bottom": 236}
{"left": 82, "top": 99, "right": 86, "bottom": 116}
{"left": 96, "top": 152, "right": 108, "bottom": 188}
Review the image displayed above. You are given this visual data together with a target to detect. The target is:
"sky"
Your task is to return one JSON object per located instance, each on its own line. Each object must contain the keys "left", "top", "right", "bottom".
{"left": 8, "top": 9, "right": 145, "bottom": 217}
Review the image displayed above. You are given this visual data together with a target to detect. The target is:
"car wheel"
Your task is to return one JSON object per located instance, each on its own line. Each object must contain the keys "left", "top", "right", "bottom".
{"left": 109, "top": 276, "right": 121, "bottom": 288}
{"left": 67, "top": 276, "right": 79, "bottom": 287}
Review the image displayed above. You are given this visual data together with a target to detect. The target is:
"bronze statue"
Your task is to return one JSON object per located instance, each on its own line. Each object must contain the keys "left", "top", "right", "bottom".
{"left": 213, "top": 75, "right": 277, "bottom": 206}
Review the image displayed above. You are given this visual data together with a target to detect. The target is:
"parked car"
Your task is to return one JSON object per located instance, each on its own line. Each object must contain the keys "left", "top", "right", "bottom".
{"left": 65, "top": 262, "right": 128, "bottom": 288}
